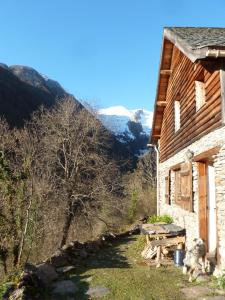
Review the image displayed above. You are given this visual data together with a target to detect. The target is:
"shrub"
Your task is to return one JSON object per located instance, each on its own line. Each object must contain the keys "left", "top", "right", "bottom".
{"left": 217, "top": 272, "right": 225, "bottom": 290}
{"left": 147, "top": 214, "right": 173, "bottom": 224}
{"left": 127, "top": 189, "right": 139, "bottom": 222}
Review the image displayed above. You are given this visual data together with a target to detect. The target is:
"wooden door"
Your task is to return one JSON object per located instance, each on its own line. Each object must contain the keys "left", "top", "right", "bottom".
{"left": 198, "top": 162, "right": 208, "bottom": 248}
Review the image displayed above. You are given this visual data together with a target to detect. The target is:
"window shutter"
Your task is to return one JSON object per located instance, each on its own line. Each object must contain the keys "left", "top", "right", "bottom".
{"left": 165, "top": 171, "right": 170, "bottom": 205}
{"left": 180, "top": 162, "right": 193, "bottom": 211}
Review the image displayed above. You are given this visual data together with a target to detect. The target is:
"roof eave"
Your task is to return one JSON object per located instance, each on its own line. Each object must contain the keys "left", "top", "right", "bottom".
{"left": 150, "top": 28, "right": 225, "bottom": 145}
{"left": 164, "top": 28, "right": 210, "bottom": 62}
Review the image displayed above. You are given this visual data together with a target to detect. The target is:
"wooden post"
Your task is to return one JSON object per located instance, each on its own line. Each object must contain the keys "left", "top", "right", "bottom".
{"left": 220, "top": 69, "right": 225, "bottom": 124}
{"left": 156, "top": 246, "right": 161, "bottom": 268}
{"left": 198, "top": 161, "right": 208, "bottom": 251}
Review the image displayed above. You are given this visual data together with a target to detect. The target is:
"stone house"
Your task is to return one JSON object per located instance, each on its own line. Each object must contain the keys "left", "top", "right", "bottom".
{"left": 150, "top": 27, "right": 225, "bottom": 272}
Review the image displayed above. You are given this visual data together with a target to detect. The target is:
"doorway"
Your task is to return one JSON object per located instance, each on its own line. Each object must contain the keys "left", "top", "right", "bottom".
{"left": 198, "top": 161, "right": 217, "bottom": 254}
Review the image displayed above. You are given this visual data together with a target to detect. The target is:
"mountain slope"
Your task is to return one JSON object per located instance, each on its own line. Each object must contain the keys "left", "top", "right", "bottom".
{"left": 0, "top": 64, "right": 79, "bottom": 126}
{"left": 0, "top": 63, "right": 148, "bottom": 170}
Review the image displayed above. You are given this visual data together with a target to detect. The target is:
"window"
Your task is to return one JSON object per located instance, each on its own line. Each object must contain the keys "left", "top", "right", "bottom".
{"left": 195, "top": 72, "right": 206, "bottom": 111}
{"left": 174, "top": 100, "right": 180, "bottom": 132}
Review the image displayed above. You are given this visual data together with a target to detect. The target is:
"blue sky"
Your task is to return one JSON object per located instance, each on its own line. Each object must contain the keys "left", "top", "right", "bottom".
{"left": 1, "top": 0, "right": 225, "bottom": 111}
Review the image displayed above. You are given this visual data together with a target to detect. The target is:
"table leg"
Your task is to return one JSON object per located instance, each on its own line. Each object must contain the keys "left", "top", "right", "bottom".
{"left": 146, "top": 235, "right": 150, "bottom": 244}
{"left": 156, "top": 245, "right": 161, "bottom": 268}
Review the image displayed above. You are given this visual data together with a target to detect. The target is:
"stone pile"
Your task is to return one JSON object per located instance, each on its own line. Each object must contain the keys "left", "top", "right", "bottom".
{"left": 3, "top": 225, "right": 140, "bottom": 299}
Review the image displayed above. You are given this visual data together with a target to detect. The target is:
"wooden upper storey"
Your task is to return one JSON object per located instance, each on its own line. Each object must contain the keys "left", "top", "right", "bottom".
{"left": 151, "top": 27, "right": 225, "bottom": 162}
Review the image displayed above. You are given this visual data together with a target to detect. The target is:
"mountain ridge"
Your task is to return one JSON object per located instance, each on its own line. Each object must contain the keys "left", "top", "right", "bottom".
{"left": 0, "top": 62, "right": 150, "bottom": 163}
{"left": 98, "top": 106, "right": 152, "bottom": 156}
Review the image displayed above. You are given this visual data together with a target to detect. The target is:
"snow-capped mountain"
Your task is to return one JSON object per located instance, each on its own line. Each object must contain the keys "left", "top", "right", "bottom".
{"left": 98, "top": 106, "right": 153, "bottom": 137}
{"left": 98, "top": 106, "right": 153, "bottom": 156}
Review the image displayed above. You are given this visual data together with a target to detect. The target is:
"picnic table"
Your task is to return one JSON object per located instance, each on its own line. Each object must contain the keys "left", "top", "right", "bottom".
{"left": 140, "top": 223, "right": 185, "bottom": 267}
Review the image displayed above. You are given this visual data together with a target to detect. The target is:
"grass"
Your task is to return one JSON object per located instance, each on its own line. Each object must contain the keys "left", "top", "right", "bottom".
{"left": 0, "top": 283, "right": 8, "bottom": 299}
{"left": 46, "top": 234, "right": 190, "bottom": 300}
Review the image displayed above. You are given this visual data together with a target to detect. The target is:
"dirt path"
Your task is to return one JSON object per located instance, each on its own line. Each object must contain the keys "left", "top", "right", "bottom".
{"left": 46, "top": 235, "right": 223, "bottom": 300}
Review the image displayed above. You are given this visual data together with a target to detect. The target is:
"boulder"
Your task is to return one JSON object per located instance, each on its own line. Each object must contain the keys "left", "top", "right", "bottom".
{"left": 47, "top": 253, "right": 70, "bottom": 267}
{"left": 86, "top": 286, "right": 109, "bottom": 298}
{"left": 36, "top": 263, "right": 58, "bottom": 285}
{"left": 79, "top": 249, "right": 88, "bottom": 259}
{"left": 56, "top": 265, "right": 76, "bottom": 273}
{"left": 51, "top": 280, "right": 78, "bottom": 296}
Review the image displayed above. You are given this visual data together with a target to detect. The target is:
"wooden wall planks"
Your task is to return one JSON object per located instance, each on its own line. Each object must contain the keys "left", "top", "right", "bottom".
{"left": 159, "top": 46, "right": 222, "bottom": 162}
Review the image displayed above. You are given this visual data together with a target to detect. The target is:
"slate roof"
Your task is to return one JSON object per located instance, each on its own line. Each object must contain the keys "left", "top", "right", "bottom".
{"left": 166, "top": 27, "right": 225, "bottom": 49}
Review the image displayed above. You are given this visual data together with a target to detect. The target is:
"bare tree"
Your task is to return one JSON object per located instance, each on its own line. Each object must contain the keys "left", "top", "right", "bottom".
{"left": 0, "top": 98, "right": 125, "bottom": 275}
{"left": 32, "top": 98, "right": 122, "bottom": 247}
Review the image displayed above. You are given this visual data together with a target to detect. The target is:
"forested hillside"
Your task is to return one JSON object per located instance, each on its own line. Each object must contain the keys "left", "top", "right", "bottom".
{"left": 0, "top": 65, "right": 156, "bottom": 281}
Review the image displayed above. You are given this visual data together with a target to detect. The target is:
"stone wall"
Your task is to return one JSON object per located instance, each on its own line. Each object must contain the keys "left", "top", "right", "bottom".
{"left": 158, "top": 125, "right": 225, "bottom": 270}
{"left": 2, "top": 227, "right": 140, "bottom": 299}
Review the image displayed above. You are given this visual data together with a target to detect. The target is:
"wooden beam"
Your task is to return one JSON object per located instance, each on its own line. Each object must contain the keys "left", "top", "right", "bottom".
{"left": 150, "top": 236, "right": 185, "bottom": 247}
{"left": 156, "top": 101, "right": 167, "bottom": 107}
{"left": 152, "top": 134, "right": 161, "bottom": 138}
{"left": 193, "top": 146, "right": 221, "bottom": 162}
{"left": 220, "top": 69, "right": 225, "bottom": 124}
{"left": 158, "top": 95, "right": 166, "bottom": 101}
{"left": 160, "top": 70, "right": 172, "bottom": 76}
{"left": 170, "top": 162, "right": 184, "bottom": 171}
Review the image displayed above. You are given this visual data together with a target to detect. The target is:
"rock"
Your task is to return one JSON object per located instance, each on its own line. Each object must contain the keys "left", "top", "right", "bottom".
{"left": 56, "top": 265, "right": 76, "bottom": 273}
{"left": 36, "top": 263, "right": 58, "bottom": 285}
{"left": 215, "top": 289, "right": 225, "bottom": 296}
{"left": 79, "top": 249, "right": 88, "bottom": 258}
{"left": 62, "top": 244, "right": 68, "bottom": 251}
{"left": 85, "top": 240, "right": 103, "bottom": 252}
{"left": 68, "top": 241, "right": 84, "bottom": 250}
{"left": 24, "top": 263, "right": 37, "bottom": 273}
{"left": 196, "top": 273, "right": 211, "bottom": 282}
{"left": 47, "top": 253, "right": 70, "bottom": 267}
{"left": 89, "top": 260, "right": 101, "bottom": 267}
{"left": 51, "top": 280, "right": 78, "bottom": 296}
{"left": 200, "top": 297, "right": 225, "bottom": 300}
{"left": 181, "top": 286, "right": 213, "bottom": 299}
{"left": 17, "top": 271, "right": 40, "bottom": 290}
{"left": 86, "top": 286, "right": 109, "bottom": 298}
{"left": 10, "top": 287, "right": 26, "bottom": 300}
{"left": 130, "top": 224, "right": 140, "bottom": 234}
{"left": 86, "top": 276, "right": 93, "bottom": 282}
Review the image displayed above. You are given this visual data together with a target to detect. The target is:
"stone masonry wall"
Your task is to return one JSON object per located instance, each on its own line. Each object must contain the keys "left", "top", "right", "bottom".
{"left": 158, "top": 125, "right": 225, "bottom": 270}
